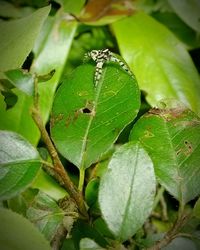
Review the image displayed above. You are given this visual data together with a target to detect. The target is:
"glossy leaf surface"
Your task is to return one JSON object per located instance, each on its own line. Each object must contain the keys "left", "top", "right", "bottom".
{"left": 99, "top": 141, "right": 156, "bottom": 242}
{"left": 27, "top": 191, "right": 64, "bottom": 241}
{"left": 51, "top": 62, "right": 140, "bottom": 169}
{"left": 112, "top": 12, "right": 200, "bottom": 115}
{"left": 0, "top": 208, "right": 51, "bottom": 250}
{"left": 130, "top": 105, "right": 200, "bottom": 204}
{"left": 152, "top": 12, "right": 200, "bottom": 49}
{"left": 0, "top": 9, "right": 77, "bottom": 145}
{"left": 0, "top": 131, "right": 41, "bottom": 200}
{"left": 0, "top": 6, "right": 50, "bottom": 73}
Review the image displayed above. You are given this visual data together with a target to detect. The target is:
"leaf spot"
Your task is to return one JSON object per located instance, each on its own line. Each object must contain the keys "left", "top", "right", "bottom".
{"left": 184, "top": 140, "right": 193, "bottom": 154}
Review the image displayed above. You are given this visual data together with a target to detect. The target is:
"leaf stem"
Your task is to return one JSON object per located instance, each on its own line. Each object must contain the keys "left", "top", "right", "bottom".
{"left": 153, "top": 186, "right": 165, "bottom": 209}
{"left": 31, "top": 77, "right": 88, "bottom": 219}
{"left": 78, "top": 168, "right": 85, "bottom": 192}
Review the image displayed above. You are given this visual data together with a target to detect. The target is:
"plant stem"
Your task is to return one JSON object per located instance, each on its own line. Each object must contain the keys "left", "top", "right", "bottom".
{"left": 153, "top": 186, "right": 165, "bottom": 210}
{"left": 146, "top": 211, "right": 189, "bottom": 250}
{"left": 78, "top": 168, "right": 85, "bottom": 192}
{"left": 31, "top": 77, "right": 88, "bottom": 219}
{"left": 160, "top": 193, "right": 168, "bottom": 221}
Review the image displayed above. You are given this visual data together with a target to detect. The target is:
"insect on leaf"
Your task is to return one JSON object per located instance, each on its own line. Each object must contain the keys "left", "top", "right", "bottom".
{"left": 51, "top": 54, "right": 140, "bottom": 169}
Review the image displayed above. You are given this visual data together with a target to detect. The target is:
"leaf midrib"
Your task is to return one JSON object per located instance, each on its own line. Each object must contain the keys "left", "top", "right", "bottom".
{"left": 119, "top": 144, "right": 139, "bottom": 240}
{"left": 79, "top": 68, "right": 107, "bottom": 169}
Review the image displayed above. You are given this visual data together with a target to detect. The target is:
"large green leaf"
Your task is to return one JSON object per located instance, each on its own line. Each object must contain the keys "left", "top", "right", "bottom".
{"left": 50, "top": 62, "right": 140, "bottom": 169}
{"left": 0, "top": 208, "right": 51, "bottom": 250}
{"left": 0, "top": 6, "right": 50, "bottom": 144}
{"left": 31, "top": 11, "right": 77, "bottom": 125}
{"left": 0, "top": 9, "right": 77, "bottom": 145}
{"left": 168, "top": 0, "right": 200, "bottom": 32}
{"left": 0, "top": 5, "right": 50, "bottom": 73}
{"left": 98, "top": 141, "right": 156, "bottom": 242}
{"left": 152, "top": 11, "right": 200, "bottom": 49}
{"left": 26, "top": 191, "right": 64, "bottom": 241}
{"left": 112, "top": 12, "right": 200, "bottom": 115}
{"left": 0, "top": 131, "right": 41, "bottom": 200}
{"left": 130, "top": 105, "right": 200, "bottom": 204}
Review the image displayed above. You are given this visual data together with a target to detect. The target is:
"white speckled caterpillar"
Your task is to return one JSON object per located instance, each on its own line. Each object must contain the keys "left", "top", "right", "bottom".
{"left": 84, "top": 48, "right": 133, "bottom": 87}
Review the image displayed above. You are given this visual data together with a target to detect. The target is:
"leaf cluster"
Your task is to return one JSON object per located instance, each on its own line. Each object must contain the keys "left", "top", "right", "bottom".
{"left": 0, "top": 1, "right": 200, "bottom": 250}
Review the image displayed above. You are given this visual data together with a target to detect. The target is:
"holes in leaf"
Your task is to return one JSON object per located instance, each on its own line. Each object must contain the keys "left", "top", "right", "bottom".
{"left": 80, "top": 101, "right": 95, "bottom": 116}
{"left": 82, "top": 108, "right": 92, "bottom": 114}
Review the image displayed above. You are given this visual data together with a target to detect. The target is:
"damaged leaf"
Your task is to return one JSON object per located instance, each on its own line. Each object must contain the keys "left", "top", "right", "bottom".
{"left": 51, "top": 60, "right": 140, "bottom": 169}
{"left": 130, "top": 103, "right": 200, "bottom": 204}
{"left": 26, "top": 191, "right": 64, "bottom": 241}
{"left": 79, "top": 0, "right": 134, "bottom": 25}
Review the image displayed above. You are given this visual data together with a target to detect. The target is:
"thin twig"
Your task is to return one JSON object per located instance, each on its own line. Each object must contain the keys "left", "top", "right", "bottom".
{"left": 31, "top": 77, "right": 88, "bottom": 219}
{"left": 160, "top": 194, "right": 168, "bottom": 221}
{"left": 146, "top": 212, "right": 189, "bottom": 250}
{"left": 153, "top": 186, "right": 165, "bottom": 210}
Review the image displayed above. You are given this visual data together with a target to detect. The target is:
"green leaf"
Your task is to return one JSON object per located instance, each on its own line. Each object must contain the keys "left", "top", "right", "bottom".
{"left": 30, "top": 10, "right": 78, "bottom": 141}
{"left": 0, "top": 90, "right": 40, "bottom": 145}
{"left": 194, "top": 198, "right": 200, "bottom": 219}
{"left": 98, "top": 141, "right": 156, "bottom": 242}
{"left": 0, "top": 5, "right": 50, "bottom": 73}
{"left": 85, "top": 178, "right": 99, "bottom": 207}
{"left": 0, "top": 10, "right": 77, "bottom": 145}
{"left": 37, "top": 69, "right": 56, "bottom": 82}
{"left": 5, "top": 69, "right": 34, "bottom": 96}
{"left": 32, "top": 169, "right": 67, "bottom": 201}
{"left": 7, "top": 188, "right": 38, "bottom": 216}
{"left": 168, "top": 0, "right": 200, "bottom": 32}
{"left": 112, "top": 12, "right": 200, "bottom": 115}
{"left": 93, "top": 218, "right": 114, "bottom": 239}
{"left": 72, "top": 220, "right": 108, "bottom": 249}
{"left": 0, "top": 130, "right": 41, "bottom": 200}
{"left": 61, "top": 238, "right": 76, "bottom": 250}
{"left": 0, "top": 208, "right": 51, "bottom": 250}
{"left": 130, "top": 104, "right": 200, "bottom": 204}
{"left": 26, "top": 191, "right": 64, "bottom": 241}
{"left": 51, "top": 62, "right": 140, "bottom": 169}
{"left": 0, "top": 5, "right": 50, "bottom": 145}
{"left": 0, "top": 89, "right": 18, "bottom": 110}
{"left": 80, "top": 238, "right": 105, "bottom": 250}
{"left": 152, "top": 12, "right": 200, "bottom": 49}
